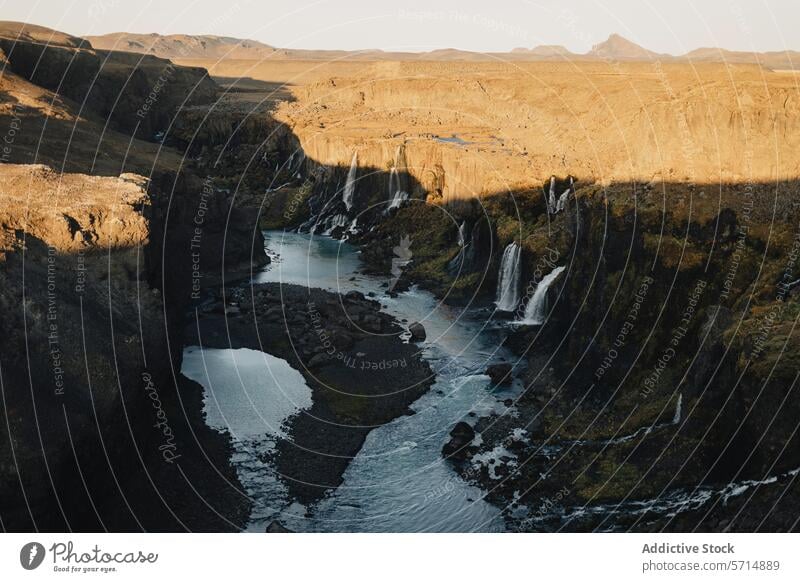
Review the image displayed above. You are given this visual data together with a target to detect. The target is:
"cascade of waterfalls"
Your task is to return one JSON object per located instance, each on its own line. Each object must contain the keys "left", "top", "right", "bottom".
{"left": 495, "top": 242, "right": 522, "bottom": 312}
{"left": 342, "top": 152, "right": 358, "bottom": 211}
{"left": 547, "top": 176, "right": 574, "bottom": 214}
{"left": 522, "top": 265, "right": 565, "bottom": 324}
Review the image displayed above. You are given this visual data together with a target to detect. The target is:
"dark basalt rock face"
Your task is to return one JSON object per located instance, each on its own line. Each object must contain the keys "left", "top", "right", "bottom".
{"left": 0, "top": 39, "right": 266, "bottom": 529}
{"left": 147, "top": 170, "right": 268, "bottom": 306}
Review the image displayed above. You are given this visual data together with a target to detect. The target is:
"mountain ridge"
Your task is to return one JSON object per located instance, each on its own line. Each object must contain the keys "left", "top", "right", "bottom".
{"left": 79, "top": 29, "right": 799, "bottom": 69}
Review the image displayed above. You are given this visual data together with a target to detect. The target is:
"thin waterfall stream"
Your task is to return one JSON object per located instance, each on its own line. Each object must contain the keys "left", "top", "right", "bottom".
{"left": 342, "top": 152, "right": 358, "bottom": 211}
{"left": 495, "top": 242, "right": 521, "bottom": 312}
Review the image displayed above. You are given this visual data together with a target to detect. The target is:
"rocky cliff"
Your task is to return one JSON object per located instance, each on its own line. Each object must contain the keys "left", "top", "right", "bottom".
{"left": 274, "top": 60, "right": 800, "bottom": 201}
{"left": 461, "top": 180, "right": 800, "bottom": 531}
{"left": 0, "top": 25, "right": 265, "bottom": 531}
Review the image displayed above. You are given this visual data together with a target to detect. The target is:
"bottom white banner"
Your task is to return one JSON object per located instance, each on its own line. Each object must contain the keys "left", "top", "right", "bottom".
{"left": 1, "top": 533, "right": 797, "bottom": 581}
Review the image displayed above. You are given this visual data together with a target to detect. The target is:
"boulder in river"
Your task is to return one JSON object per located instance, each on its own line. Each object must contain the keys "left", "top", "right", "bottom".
{"left": 265, "top": 520, "right": 293, "bottom": 533}
{"left": 442, "top": 421, "right": 476, "bottom": 461}
{"left": 408, "top": 322, "right": 426, "bottom": 342}
{"left": 487, "top": 363, "right": 513, "bottom": 386}
{"left": 345, "top": 290, "right": 365, "bottom": 301}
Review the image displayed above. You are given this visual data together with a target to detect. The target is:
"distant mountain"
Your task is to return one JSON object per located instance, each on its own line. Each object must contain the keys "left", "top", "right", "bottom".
{"left": 85, "top": 32, "right": 278, "bottom": 60}
{"left": 587, "top": 33, "right": 665, "bottom": 60}
{"left": 83, "top": 30, "right": 798, "bottom": 69}
{"left": 686, "top": 47, "right": 800, "bottom": 70}
{"left": 512, "top": 45, "right": 575, "bottom": 58}
{"left": 87, "top": 32, "right": 425, "bottom": 61}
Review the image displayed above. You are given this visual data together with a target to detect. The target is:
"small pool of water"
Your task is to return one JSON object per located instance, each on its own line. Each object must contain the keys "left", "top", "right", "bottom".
{"left": 181, "top": 346, "right": 313, "bottom": 531}
{"left": 433, "top": 134, "right": 472, "bottom": 145}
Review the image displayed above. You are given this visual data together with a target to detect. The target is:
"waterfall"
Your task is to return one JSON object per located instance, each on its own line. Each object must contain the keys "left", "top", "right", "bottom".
{"left": 672, "top": 393, "right": 683, "bottom": 424}
{"left": 386, "top": 191, "right": 409, "bottom": 212}
{"left": 457, "top": 222, "right": 469, "bottom": 247}
{"left": 291, "top": 150, "right": 306, "bottom": 174}
{"left": 555, "top": 176, "right": 574, "bottom": 213}
{"left": 495, "top": 243, "right": 522, "bottom": 312}
{"left": 342, "top": 152, "right": 358, "bottom": 211}
{"left": 386, "top": 166, "right": 409, "bottom": 212}
{"left": 547, "top": 176, "right": 574, "bottom": 214}
{"left": 522, "top": 265, "right": 565, "bottom": 324}
{"left": 385, "top": 148, "right": 409, "bottom": 214}
{"left": 388, "top": 166, "right": 400, "bottom": 197}
{"left": 447, "top": 222, "right": 469, "bottom": 275}
{"left": 555, "top": 190, "right": 568, "bottom": 213}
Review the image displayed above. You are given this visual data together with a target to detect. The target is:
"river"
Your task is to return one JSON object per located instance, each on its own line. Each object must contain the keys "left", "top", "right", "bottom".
{"left": 182, "top": 231, "right": 521, "bottom": 532}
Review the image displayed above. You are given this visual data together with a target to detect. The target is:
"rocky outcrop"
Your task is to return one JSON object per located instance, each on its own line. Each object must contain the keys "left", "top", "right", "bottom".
{"left": 146, "top": 169, "right": 268, "bottom": 305}
{"left": 0, "top": 153, "right": 272, "bottom": 531}
{"left": 0, "top": 165, "right": 150, "bottom": 254}
{"left": 441, "top": 422, "right": 476, "bottom": 461}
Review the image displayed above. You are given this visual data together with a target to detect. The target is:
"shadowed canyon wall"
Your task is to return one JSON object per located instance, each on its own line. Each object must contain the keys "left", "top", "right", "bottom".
{"left": 0, "top": 27, "right": 264, "bottom": 531}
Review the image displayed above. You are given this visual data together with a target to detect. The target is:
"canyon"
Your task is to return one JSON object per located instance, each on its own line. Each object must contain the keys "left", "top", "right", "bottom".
{"left": 1, "top": 20, "right": 799, "bottom": 532}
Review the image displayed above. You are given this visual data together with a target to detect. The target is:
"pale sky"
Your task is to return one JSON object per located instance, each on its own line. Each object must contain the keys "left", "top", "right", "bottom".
{"left": 2, "top": 0, "right": 798, "bottom": 54}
